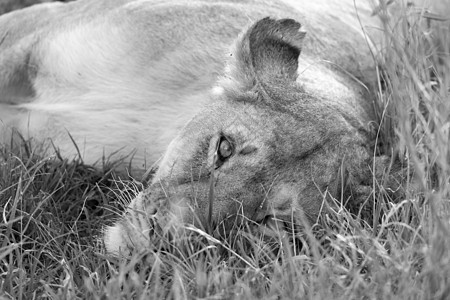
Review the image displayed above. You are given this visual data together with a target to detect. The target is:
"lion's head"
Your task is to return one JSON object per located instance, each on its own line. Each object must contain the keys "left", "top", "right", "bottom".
{"left": 104, "top": 17, "right": 374, "bottom": 255}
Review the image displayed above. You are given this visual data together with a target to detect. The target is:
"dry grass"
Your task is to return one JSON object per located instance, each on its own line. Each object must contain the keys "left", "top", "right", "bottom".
{"left": 1, "top": 1, "right": 450, "bottom": 299}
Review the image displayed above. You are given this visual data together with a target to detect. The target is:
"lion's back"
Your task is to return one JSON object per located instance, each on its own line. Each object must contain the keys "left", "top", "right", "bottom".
{"left": 0, "top": 0, "right": 378, "bottom": 170}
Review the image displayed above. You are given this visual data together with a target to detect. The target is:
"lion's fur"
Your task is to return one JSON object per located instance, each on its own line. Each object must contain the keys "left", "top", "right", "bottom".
{"left": 0, "top": 0, "right": 386, "bottom": 255}
{"left": 0, "top": 0, "right": 379, "bottom": 168}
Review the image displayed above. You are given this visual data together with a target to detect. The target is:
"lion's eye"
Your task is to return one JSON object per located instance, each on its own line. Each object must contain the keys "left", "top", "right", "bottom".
{"left": 218, "top": 138, "right": 233, "bottom": 160}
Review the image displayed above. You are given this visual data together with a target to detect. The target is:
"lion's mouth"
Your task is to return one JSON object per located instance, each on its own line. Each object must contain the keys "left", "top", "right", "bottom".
{"left": 142, "top": 184, "right": 286, "bottom": 243}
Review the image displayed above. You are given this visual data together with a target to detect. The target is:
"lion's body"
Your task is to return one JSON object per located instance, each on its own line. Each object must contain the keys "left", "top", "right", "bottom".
{"left": 0, "top": 0, "right": 376, "bottom": 169}
{"left": 0, "top": 0, "right": 381, "bottom": 255}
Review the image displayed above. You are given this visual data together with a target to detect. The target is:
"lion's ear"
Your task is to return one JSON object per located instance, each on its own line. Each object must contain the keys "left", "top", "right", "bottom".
{"left": 220, "top": 17, "right": 305, "bottom": 93}
{"left": 248, "top": 18, "right": 305, "bottom": 82}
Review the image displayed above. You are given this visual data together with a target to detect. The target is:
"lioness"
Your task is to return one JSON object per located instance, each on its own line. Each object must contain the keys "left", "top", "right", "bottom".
{"left": 0, "top": 0, "right": 381, "bottom": 255}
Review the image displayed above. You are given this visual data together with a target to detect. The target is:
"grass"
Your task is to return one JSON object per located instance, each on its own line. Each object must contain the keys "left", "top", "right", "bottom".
{"left": 0, "top": 0, "right": 51, "bottom": 14}
{"left": 1, "top": 1, "right": 450, "bottom": 299}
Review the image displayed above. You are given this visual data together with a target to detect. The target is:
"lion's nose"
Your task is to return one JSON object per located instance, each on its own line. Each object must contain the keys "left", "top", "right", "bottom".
{"left": 254, "top": 209, "right": 269, "bottom": 223}
{"left": 147, "top": 205, "right": 157, "bottom": 215}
